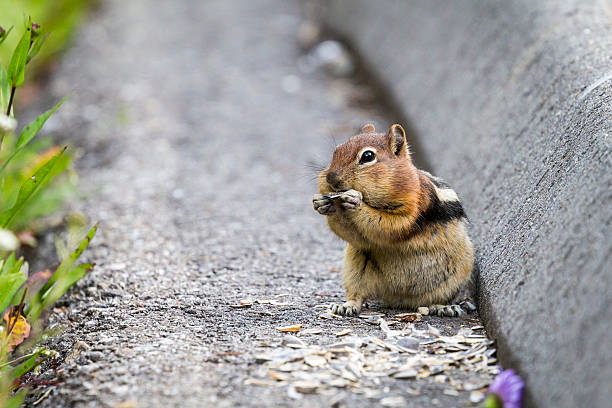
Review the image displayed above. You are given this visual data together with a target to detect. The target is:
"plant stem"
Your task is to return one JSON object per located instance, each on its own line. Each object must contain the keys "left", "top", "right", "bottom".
{"left": 0, "top": 351, "right": 39, "bottom": 369}
{"left": 6, "top": 87, "right": 15, "bottom": 116}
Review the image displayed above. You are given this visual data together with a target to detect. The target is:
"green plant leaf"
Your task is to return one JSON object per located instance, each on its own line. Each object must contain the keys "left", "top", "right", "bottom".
{"left": 8, "top": 348, "right": 49, "bottom": 379}
{"left": 0, "top": 147, "right": 66, "bottom": 229}
{"left": 0, "top": 253, "right": 19, "bottom": 275}
{"left": 0, "top": 66, "right": 10, "bottom": 114}
{"left": 7, "top": 23, "right": 31, "bottom": 88}
{"left": 39, "top": 263, "right": 93, "bottom": 311}
{"left": 26, "top": 33, "right": 49, "bottom": 64}
{"left": 5, "top": 389, "right": 26, "bottom": 408}
{"left": 0, "top": 273, "right": 26, "bottom": 315}
{"left": 0, "top": 26, "right": 14, "bottom": 47}
{"left": 17, "top": 97, "right": 67, "bottom": 150}
{"left": 45, "top": 223, "right": 97, "bottom": 289}
{"left": 0, "top": 254, "right": 26, "bottom": 313}
{"left": 0, "top": 97, "right": 68, "bottom": 174}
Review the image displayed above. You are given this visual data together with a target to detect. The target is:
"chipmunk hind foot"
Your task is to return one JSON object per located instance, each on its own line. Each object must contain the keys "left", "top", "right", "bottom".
{"left": 427, "top": 299, "right": 477, "bottom": 317}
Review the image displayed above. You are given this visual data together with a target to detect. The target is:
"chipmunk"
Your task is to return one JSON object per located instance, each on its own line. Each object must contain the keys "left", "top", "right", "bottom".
{"left": 312, "top": 123, "right": 475, "bottom": 317}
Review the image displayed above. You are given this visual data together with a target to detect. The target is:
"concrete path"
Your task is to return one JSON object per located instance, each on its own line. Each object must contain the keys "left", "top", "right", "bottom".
{"left": 35, "top": 1, "right": 497, "bottom": 406}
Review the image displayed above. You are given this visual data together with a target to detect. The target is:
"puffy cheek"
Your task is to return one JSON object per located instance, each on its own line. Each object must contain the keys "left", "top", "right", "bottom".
{"left": 355, "top": 170, "right": 387, "bottom": 201}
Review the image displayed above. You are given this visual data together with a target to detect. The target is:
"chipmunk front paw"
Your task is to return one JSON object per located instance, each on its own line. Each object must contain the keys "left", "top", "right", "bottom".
{"left": 330, "top": 300, "right": 362, "bottom": 316}
{"left": 338, "top": 189, "right": 362, "bottom": 211}
{"left": 313, "top": 194, "right": 336, "bottom": 215}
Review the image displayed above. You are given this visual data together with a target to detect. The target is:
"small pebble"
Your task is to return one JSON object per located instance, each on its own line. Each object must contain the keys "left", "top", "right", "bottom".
{"left": 417, "top": 306, "right": 430, "bottom": 315}
{"left": 470, "top": 390, "right": 485, "bottom": 403}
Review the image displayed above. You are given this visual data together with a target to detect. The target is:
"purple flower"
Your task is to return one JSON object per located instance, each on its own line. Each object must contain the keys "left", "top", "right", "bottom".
{"left": 31, "top": 22, "right": 42, "bottom": 39}
{"left": 483, "top": 369, "right": 524, "bottom": 408}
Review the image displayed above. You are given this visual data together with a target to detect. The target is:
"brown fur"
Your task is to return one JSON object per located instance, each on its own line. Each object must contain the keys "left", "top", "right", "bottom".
{"left": 314, "top": 124, "right": 474, "bottom": 315}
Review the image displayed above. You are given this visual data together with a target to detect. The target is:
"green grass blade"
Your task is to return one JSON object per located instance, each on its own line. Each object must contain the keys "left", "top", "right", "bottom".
{"left": 0, "top": 147, "right": 66, "bottom": 229}
{"left": 39, "top": 263, "right": 93, "bottom": 313}
{"left": 45, "top": 223, "right": 97, "bottom": 289}
{"left": 9, "top": 349, "right": 48, "bottom": 379}
{"left": 0, "top": 26, "right": 14, "bottom": 47}
{"left": 7, "top": 23, "right": 31, "bottom": 88}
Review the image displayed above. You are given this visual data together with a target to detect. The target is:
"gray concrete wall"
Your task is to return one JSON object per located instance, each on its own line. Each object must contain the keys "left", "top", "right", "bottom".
{"left": 319, "top": 1, "right": 611, "bottom": 407}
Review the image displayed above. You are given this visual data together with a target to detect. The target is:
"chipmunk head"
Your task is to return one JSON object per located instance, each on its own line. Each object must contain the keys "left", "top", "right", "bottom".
{"left": 318, "top": 123, "right": 421, "bottom": 211}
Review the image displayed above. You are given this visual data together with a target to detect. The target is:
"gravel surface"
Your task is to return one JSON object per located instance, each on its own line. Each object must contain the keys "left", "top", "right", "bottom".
{"left": 30, "top": 1, "right": 497, "bottom": 406}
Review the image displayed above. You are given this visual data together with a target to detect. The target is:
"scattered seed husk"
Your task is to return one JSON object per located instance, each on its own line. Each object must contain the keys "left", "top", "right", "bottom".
{"left": 380, "top": 396, "right": 407, "bottom": 407}
{"left": 341, "top": 368, "right": 359, "bottom": 382}
{"left": 462, "top": 381, "right": 481, "bottom": 391}
{"left": 258, "top": 299, "right": 290, "bottom": 306}
{"left": 418, "top": 368, "right": 431, "bottom": 379}
{"left": 301, "top": 328, "right": 323, "bottom": 335}
{"left": 245, "top": 378, "right": 280, "bottom": 387}
{"left": 329, "top": 378, "right": 349, "bottom": 388}
{"left": 394, "top": 312, "right": 422, "bottom": 322}
{"left": 391, "top": 369, "right": 418, "bottom": 379}
{"left": 216, "top": 351, "right": 243, "bottom": 357}
{"left": 335, "top": 328, "right": 352, "bottom": 337}
{"left": 443, "top": 388, "right": 459, "bottom": 396}
{"left": 318, "top": 312, "right": 339, "bottom": 320}
{"left": 323, "top": 192, "right": 345, "bottom": 200}
{"left": 258, "top": 311, "right": 274, "bottom": 316}
{"left": 277, "top": 324, "right": 302, "bottom": 333}
{"left": 287, "top": 385, "right": 302, "bottom": 400}
{"left": 279, "top": 362, "right": 308, "bottom": 372}
{"left": 304, "top": 355, "right": 327, "bottom": 367}
{"left": 434, "top": 375, "right": 447, "bottom": 383}
{"left": 255, "top": 354, "right": 273, "bottom": 364}
{"left": 269, "top": 370, "right": 290, "bottom": 381}
{"left": 230, "top": 302, "right": 252, "bottom": 308}
{"left": 364, "top": 316, "right": 382, "bottom": 325}
{"left": 293, "top": 380, "right": 319, "bottom": 394}
{"left": 247, "top": 310, "right": 497, "bottom": 403}
{"left": 281, "top": 335, "right": 307, "bottom": 348}
{"left": 358, "top": 312, "right": 385, "bottom": 319}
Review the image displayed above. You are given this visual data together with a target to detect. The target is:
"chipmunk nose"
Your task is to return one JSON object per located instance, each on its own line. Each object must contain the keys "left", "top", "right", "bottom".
{"left": 326, "top": 171, "right": 341, "bottom": 189}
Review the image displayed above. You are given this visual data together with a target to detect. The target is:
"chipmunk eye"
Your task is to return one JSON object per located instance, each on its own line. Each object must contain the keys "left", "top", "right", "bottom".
{"left": 359, "top": 150, "right": 376, "bottom": 164}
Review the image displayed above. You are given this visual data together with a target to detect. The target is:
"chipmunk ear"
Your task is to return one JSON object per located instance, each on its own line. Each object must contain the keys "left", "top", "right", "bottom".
{"left": 361, "top": 123, "right": 376, "bottom": 133}
{"left": 387, "top": 124, "right": 407, "bottom": 156}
